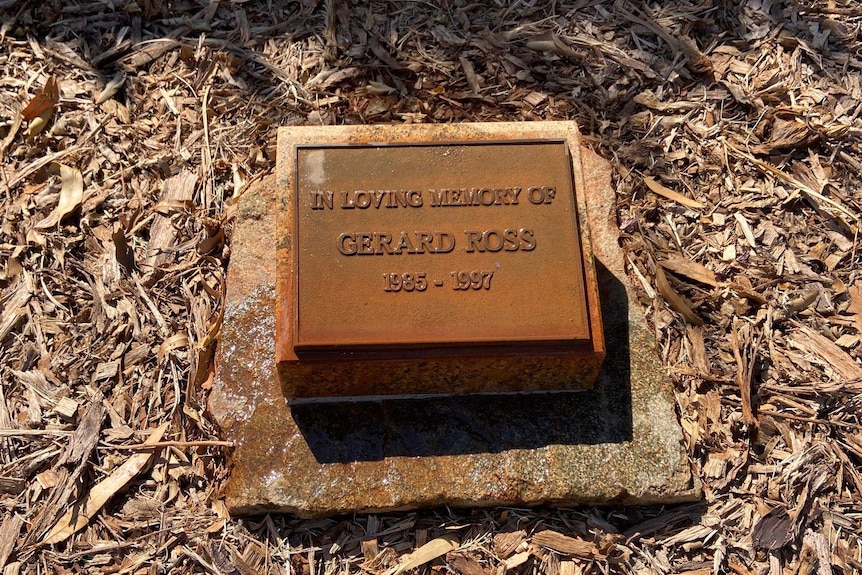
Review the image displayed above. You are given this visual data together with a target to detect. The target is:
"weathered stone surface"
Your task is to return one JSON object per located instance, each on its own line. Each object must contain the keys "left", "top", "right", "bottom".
{"left": 210, "top": 135, "right": 700, "bottom": 517}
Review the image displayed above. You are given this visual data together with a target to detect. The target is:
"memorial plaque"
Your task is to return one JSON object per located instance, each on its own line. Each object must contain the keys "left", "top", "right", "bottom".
{"left": 276, "top": 124, "right": 605, "bottom": 400}
{"left": 211, "top": 123, "right": 700, "bottom": 515}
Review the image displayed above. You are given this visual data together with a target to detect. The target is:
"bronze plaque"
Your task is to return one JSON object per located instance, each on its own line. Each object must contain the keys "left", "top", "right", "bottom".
{"left": 276, "top": 123, "right": 604, "bottom": 399}
{"left": 295, "top": 142, "right": 589, "bottom": 349}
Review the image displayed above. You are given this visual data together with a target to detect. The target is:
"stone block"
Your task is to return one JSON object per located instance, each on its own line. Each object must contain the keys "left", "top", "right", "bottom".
{"left": 210, "top": 124, "right": 700, "bottom": 516}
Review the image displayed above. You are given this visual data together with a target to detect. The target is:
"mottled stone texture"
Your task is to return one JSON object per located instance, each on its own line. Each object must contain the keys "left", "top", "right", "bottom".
{"left": 210, "top": 142, "right": 700, "bottom": 517}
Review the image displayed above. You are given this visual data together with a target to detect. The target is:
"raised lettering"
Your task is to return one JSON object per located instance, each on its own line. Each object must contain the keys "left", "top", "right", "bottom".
{"left": 520, "top": 228, "right": 536, "bottom": 250}
{"left": 464, "top": 230, "right": 483, "bottom": 253}
{"left": 416, "top": 231, "right": 435, "bottom": 254}
{"left": 391, "top": 190, "right": 408, "bottom": 208}
{"left": 355, "top": 191, "right": 371, "bottom": 209}
{"left": 393, "top": 231, "right": 416, "bottom": 254}
{"left": 428, "top": 189, "right": 444, "bottom": 206}
{"left": 357, "top": 232, "right": 374, "bottom": 254}
{"left": 528, "top": 187, "right": 545, "bottom": 204}
{"left": 407, "top": 190, "right": 423, "bottom": 207}
{"left": 311, "top": 190, "right": 334, "bottom": 210}
{"left": 338, "top": 233, "right": 357, "bottom": 255}
{"left": 374, "top": 232, "right": 394, "bottom": 254}
{"left": 462, "top": 229, "right": 536, "bottom": 253}
{"left": 341, "top": 191, "right": 355, "bottom": 208}
{"left": 503, "top": 228, "right": 519, "bottom": 251}
{"left": 372, "top": 191, "right": 387, "bottom": 208}
{"left": 483, "top": 230, "right": 504, "bottom": 252}
{"left": 334, "top": 186, "right": 547, "bottom": 211}
{"left": 436, "top": 232, "right": 455, "bottom": 253}
{"left": 339, "top": 231, "right": 463, "bottom": 255}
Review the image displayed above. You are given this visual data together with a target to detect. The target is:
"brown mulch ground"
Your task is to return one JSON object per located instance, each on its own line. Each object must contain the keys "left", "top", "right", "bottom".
{"left": 1, "top": 0, "right": 861, "bottom": 573}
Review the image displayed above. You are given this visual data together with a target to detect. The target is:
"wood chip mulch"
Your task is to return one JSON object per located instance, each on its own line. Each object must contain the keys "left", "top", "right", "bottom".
{"left": 1, "top": 0, "right": 860, "bottom": 573}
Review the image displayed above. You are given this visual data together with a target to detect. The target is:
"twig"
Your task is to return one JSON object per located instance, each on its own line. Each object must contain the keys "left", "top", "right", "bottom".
{"left": 731, "top": 320, "right": 757, "bottom": 428}
{"left": 102, "top": 440, "right": 234, "bottom": 450}
{"left": 723, "top": 395, "right": 862, "bottom": 431}
{"left": 0, "top": 428, "right": 73, "bottom": 437}
{"left": 760, "top": 410, "right": 862, "bottom": 431}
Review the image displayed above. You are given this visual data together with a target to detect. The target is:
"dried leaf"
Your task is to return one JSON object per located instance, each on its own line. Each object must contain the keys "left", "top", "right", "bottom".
{"left": 158, "top": 333, "right": 190, "bottom": 363}
{"left": 42, "top": 423, "right": 169, "bottom": 545}
{"left": 643, "top": 176, "right": 705, "bottom": 209}
{"left": 27, "top": 108, "right": 53, "bottom": 140}
{"left": 388, "top": 535, "right": 459, "bottom": 575}
{"left": 525, "top": 32, "right": 579, "bottom": 59}
{"left": 676, "top": 35, "right": 714, "bottom": 75}
{"left": 21, "top": 76, "right": 59, "bottom": 121}
{"left": 196, "top": 228, "right": 224, "bottom": 255}
{"left": 734, "top": 212, "right": 757, "bottom": 248}
{"left": 153, "top": 199, "right": 194, "bottom": 216}
{"left": 95, "top": 71, "right": 126, "bottom": 105}
{"left": 658, "top": 253, "right": 719, "bottom": 287}
{"left": 0, "top": 106, "right": 23, "bottom": 156}
{"left": 433, "top": 25, "right": 468, "bottom": 47}
{"left": 655, "top": 267, "right": 704, "bottom": 325}
{"left": 112, "top": 226, "right": 136, "bottom": 274}
{"left": 34, "top": 164, "right": 84, "bottom": 229}
{"left": 119, "top": 39, "right": 180, "bottom": 70}
{"left": 366, "top": 81, "right": 396, "bottom": 96}
{"left": 0, "top": 272, "right": 33, "bottom": 342}
{"left": 633, "top": 90, "right": 698, "bottom": 112}
{"left": 729, "top": 282, "right": 768, "bottom": 305}
{"left": 459, "top": 56, "right": 481, "bottom": 95}
{"left": 318, "top": 67, "right": 361, "bottom": 90}
{"left": 752, "top": 507, "right": 794, "bottom": 550}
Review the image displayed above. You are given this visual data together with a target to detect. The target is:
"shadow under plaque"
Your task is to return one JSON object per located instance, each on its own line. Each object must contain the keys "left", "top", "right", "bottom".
{"left": 291, "top": 260, "right": 631, "bottom": 463}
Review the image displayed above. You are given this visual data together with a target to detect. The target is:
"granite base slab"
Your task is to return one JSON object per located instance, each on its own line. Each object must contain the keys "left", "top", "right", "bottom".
{"left": 209, "top": 144, "right": 700, "bottom": 517}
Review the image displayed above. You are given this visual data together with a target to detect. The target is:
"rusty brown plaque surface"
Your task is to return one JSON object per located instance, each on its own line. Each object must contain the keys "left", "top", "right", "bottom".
{"left": 293, "top": 142, "right": 590, "bottom": 350}
{"left": 275, "top": 122, "right": 605, "bottom": 398}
